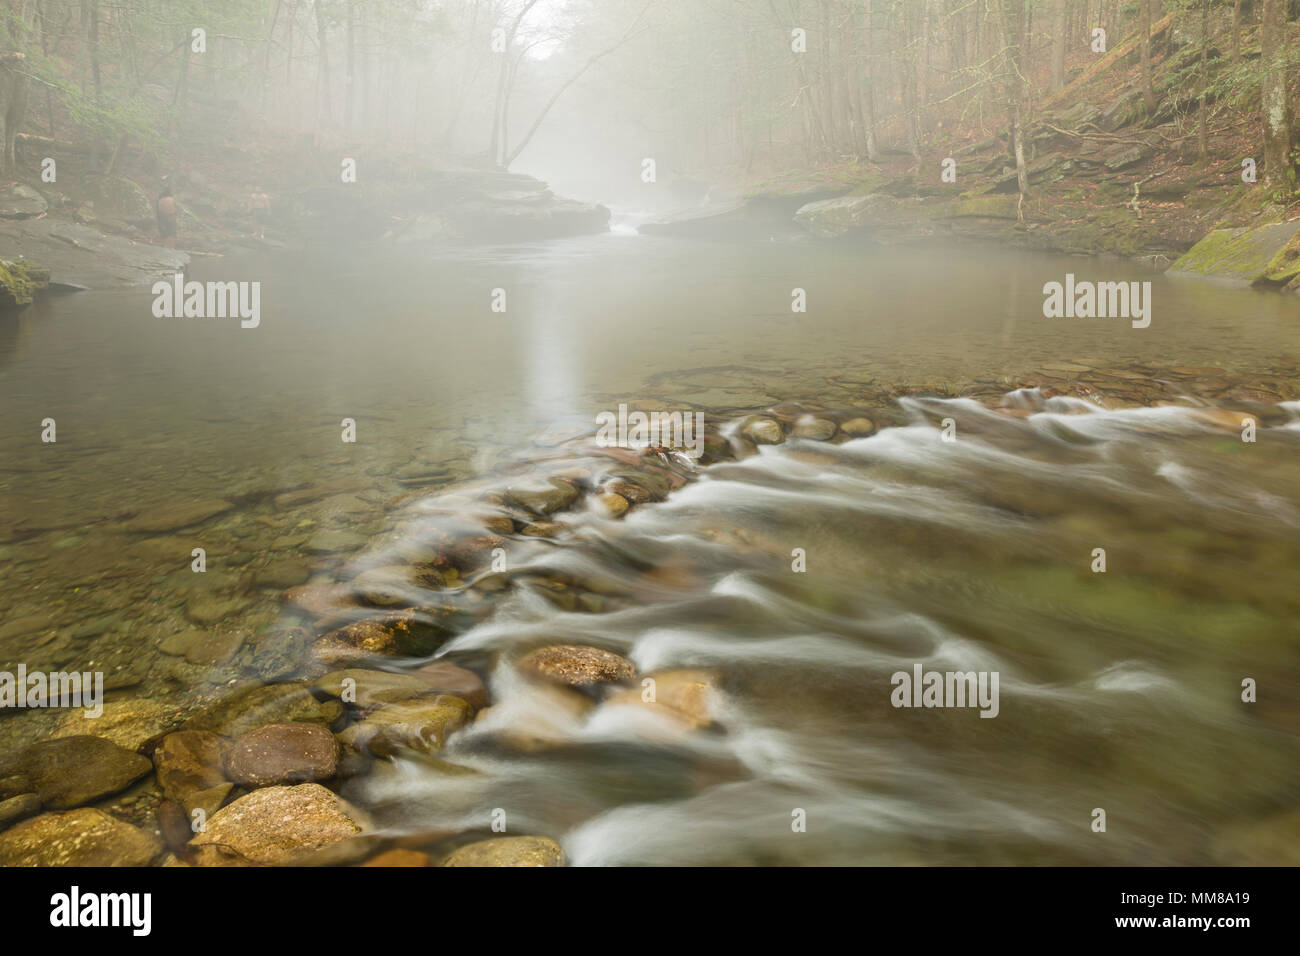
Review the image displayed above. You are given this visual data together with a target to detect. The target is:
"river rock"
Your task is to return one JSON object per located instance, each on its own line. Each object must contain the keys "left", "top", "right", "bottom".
{"left": 0, "top": 793, "right": 41, "bottom": 830}
{"left": 441, "top": 835, "right": 565, "bottom": 867}
{"left": 351, "top": 566, "right": 417, "bottom": 607}
{"left": 153, "top": 731, "right": 228, "bottom": 801}
{"left": 338, "top": 696, "right": 472, "bottom": 756}
{"left": 20, "top": 736, "right": 152, "bottom": 809}
{"left": 121, "top": 498, "right": 233, "bottom": 533}
{"left": 52, "top": 698, "right": 184, "bottom": 752}
{"left": 0, "top": 184, "right": 48, "bottom": 219}
{"left": 504, "top": 477, "right": 580, "bottom": 515}
{"left": 224, "top": 723, "right": 339, "bottom": 787}
{"left": 181, "top": 683, "right": 342, "bottom": 738}
{"left": 0, "top": 775, "right": 33, "bottom": 799}
{"left": 274, "top": 479, "right": 371, "bottom": 510}
{"left": 304, "top": 530, "right": 370, "bottom": 554}
{"left": 410, "top": 661, "right": 488, "bottom": 712}
{"left": 597, "top": 492, "right": 630, "bottom": 517}
{"left": 183, "top": 782, "right": 234, "bottom": 821}
{"left": 740, "top": 416, "right": 785, "bottom": 444}
{"left": 86, "top": 175, "right": 153, "bottom": 223}
{"left": 1169, "top": 220, "right": 1300, "bottom": 285}
{"left": 312, "top": 668, "right": 433, "bottom": 708}
{"left": 187, "top": 783, "right": 370, "bottom": 866}
{"left": 252, "top": 558, "right": 312, "bottom": 589}
{"left": 791, "top": 415, "right": 838, "bottom": 440}
{"left": 516, "top": 644, "right": 636, "bottom": 690}
{"left": 0, "top": 808, "right": 162, "bottom": 866}
{"left": 605, "top": 478, "right": 655, "bottom": 504}
{"left": 793, "top": 194, "right": 888, "bottom": 239}
{"left": 168, "top": 624, "right": 248, "bottom": 662}
{"left": 362, "top": 848, "right": 430, "bottom": 867}
{"left": 606, "top": 669, "right": 720, "bottom": 729}
{"left": 840, "top": 417, "right": 877, "bottom": 437}
{"left": 313, "top": 607, "right": 464, "bottom": 664}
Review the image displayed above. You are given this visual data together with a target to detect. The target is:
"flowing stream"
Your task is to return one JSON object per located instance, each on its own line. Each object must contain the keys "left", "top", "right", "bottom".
{"left": 1, "top": 232, "right": 1297, "bottom": 865}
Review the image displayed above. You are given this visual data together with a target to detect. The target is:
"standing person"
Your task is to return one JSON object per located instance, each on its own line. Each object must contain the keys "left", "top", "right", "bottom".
{"left": 156, "top": 187, "right": 177, "bottom": 249}
{"left": 248, "top": 188, "right": 270, "bottom": 239}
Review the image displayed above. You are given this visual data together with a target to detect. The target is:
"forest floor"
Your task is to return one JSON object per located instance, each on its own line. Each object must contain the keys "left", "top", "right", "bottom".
{"left": 743, "top": 21, "right": 1300, "bottom": 263}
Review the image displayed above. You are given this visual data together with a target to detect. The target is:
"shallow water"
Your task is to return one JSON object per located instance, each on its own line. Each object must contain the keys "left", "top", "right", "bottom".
{"left": 1, "top": 233, "right": 1298, "bottom": 864}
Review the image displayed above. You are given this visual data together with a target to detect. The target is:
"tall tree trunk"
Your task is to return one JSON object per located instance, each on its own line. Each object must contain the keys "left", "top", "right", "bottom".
{"left": 862, "top": 0, "right": 879, "bottom": 160}
{"left": 1139, "top": 0, "right": 1156, "bottom": 115}
{"left": 490, "top": 0, "right": 542, "bottom": 166}
{"left": 314, "top": 0, "right": 331, "bottom": 128}
{"left": 1260, "top": 0, "right": 1293, "bottom": 193}
{"left": 1197, "top": 0, "right": 1209, "bottom": 159}
{"left": 344, "top": 0, "right": 355, "bottom": 133}
{"left": 1050, "top": 0, "right": 1067, "bottom": 92}
{"left": 1231, "top": 0, "right": 1242, "bottom": 64}
{"left": 994, "top": 0, "right": 1028, "bottom": 218}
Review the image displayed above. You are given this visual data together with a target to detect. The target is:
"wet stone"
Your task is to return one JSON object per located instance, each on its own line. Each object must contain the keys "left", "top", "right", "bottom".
{"left": 224, "top": 723, "right": 339, "bottom": 788}
{"left": 0, "top": 808, "right": 162, "bottom": 866}
{"left": 503, "top": 477, "right": 580, "bottom": 515}
{"left": 338, "top": 695, "right": 473, "bottom": 756}
{"left": 0, "top": 793, "right": 42, "bottom": 831}
{"left": 441, "top": 835, "right": 565, "bottom": 867}
{"left": 153, "top": 731, "right": 228, "bottom": 802}
{"left": 20, "top": 736, "right": 153, "bottom": 809}
{"left": 516, "top": 644, "right": 636, "bottom": 690}
{"left": 187, "top": 783, "right": 370, "bottom": 866}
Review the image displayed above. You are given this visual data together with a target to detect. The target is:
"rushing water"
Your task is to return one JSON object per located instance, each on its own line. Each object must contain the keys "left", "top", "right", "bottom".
{"left": 1, "top": 231, "right": 1298, "bottom": 865}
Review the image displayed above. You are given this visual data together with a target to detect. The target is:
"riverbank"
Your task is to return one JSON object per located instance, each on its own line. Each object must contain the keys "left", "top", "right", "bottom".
{"left": 0, "top": 135, "right": 611, "bottom": 300}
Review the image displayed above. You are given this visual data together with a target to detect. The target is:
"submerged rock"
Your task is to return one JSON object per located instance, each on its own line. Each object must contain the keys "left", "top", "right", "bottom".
{"left": 52, "top": 698, "right": 184, "bottom": 752}
{"left": 0, "top": 793, "right": 42, "bottom": 831}
{"left": 121, "top": 498, "right": 233, "bottom": 533}
{"left": 181, "top": 683, "right": 343, "bottom": 738}
{"left": 606, "top": 669, "right": 721, "bottom": 729}
{"left": 19, "top": 736, "right": 152, "bottom": 809}
{"left": 313, "top": 607, "right": 466, "bottom": 664}
{"left": 312, "top": 668, "right": 435, "bottom": 708}
{"left": 0, "top": 808, "right": 162, "bottom": 866}
{"left": 338, "top": 695, "right": 472, "bottom": 756}
{"left": 441, "top": 835, "right": 565, "bottom": 867}
{"left": 187, "top": 783, "right": 370, "bottom": 866}
{"left": 409, "top": 661, "right": 488, "bottom": 712}
{"left": 153, "top": 731, "right": 228, "bottom": 802}
{"left": 504, "top": 477, "right": 580, "bottom": 515}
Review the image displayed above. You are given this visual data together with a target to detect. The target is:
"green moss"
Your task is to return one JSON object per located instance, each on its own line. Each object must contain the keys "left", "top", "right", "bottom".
{"left": 0, "top": 259, "right": 51, "bottom": 309}
{"left": 1260, "top": 231, "right": 1300, "bottom": 286}
{"left": 1170, "top": 221, "right": 1300, "bottom": 281}
{"left": 948, "top": 194, "right": 1020, "bottom": 219}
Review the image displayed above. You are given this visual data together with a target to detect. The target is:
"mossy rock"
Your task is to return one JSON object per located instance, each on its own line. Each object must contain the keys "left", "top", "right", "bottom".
{"left": 946, "top": 194, "right": 1021, "bottom": 219}
{"left": 86, "top": 176, "right": 153, "bottom": 223}
{"left": 1260, "top": 230, "right": 1300, "bottom": 289}
{"left": 1168, "top": 220, "right": 1300, "bottom": 283}
{"left": 0, "top": 259, "right": 51, "bottom": 309}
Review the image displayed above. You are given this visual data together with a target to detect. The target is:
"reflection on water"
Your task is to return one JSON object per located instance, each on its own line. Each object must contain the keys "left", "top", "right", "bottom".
{"left": 0, "top": 233, "right": 1297, "bottom": 865}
